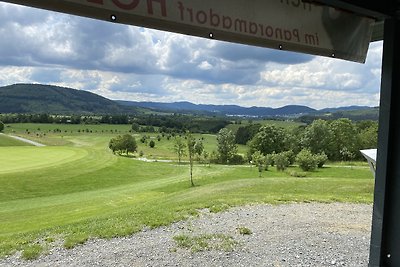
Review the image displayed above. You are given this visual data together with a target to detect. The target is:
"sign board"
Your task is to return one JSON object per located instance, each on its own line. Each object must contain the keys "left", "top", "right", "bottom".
{"left": 2, "top": 0, "right": 374, "bottom": 62}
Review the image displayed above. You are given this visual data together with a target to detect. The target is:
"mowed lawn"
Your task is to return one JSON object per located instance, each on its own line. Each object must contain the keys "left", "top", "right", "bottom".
{"left": 0, "top": 134, "right": 32, "bottom": 147}
{"left": 0, "top": 124, "right": 375, "bottom": 259}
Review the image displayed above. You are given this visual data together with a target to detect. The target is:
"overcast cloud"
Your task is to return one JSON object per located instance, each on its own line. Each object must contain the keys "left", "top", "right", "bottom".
{"left": 0, "top": 2, "right": 382, "bottom": 109}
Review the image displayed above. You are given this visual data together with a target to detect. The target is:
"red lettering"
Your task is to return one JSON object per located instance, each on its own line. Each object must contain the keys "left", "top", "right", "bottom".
{"left": 222, "top": 16, "right": 232, "bottom": 29}
{"left": 293, "top": 29, "right": 300, "bottom": 42}
{"left": 196, "top": 10, "right": 207, "bottom": 24}
{"left": 284, "top": 30, "right": 292, "bottom": 41}
{"left": 265, "top": 26, "right": 273, "bottom": 37}
{"left": 112, "top": 0, "right": 140, "bottom": 10}
{"left": 147, "top": 0, "right": 167, "bottom": 17}
{"left": 275, "top": 28, "right": 283, "bottom": 39}
{"left": 178, "top": 1, "right": 185, "bottom": 20}
{"left": 259, "top": 24, "right": 264, "bottom": 36}
{"left": 187, "top": 8, "right": 194, "bottom": 22}
{"left": 210, "top": 9, "right": 220, "bottom": 27}
{"left": 249, "top": 22, "right": 258, "bottom": 34}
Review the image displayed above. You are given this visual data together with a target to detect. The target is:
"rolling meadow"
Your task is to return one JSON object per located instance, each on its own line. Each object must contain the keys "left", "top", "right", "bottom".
{"left": 0, "top": 123, "right": 374, "bottom": 259}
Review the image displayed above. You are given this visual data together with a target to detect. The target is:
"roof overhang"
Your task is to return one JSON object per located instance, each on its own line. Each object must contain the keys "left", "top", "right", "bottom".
{"left": 306, "top": 0, "right": 399, "bottom": 41}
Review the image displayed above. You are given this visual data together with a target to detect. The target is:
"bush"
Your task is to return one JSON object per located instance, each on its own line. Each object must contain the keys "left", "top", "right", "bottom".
{"left": 149, "top": 140, "right": 155, "bottom": 148}
{"left": 315, "top": 152, "right": 328, "bottom": 168}
{"left": 274, "top": 152, "right": 290, "bottom": 171}
{"left": 287, "top": 170, "right": 308, "bottom": 178}
{"left": 282, "top": 150, "right": 295, "bottom": 165}
{"left": 266, "top": 152, "right": 276, "bottom": 166}
{"left": 296, "top": 149, "right": 318, "bottom": 171}
{"left": 0, "top": 121, "right": 4, "bottom": 132}
{"left": 229, "top": 154, "right": 245, "bottom": 165}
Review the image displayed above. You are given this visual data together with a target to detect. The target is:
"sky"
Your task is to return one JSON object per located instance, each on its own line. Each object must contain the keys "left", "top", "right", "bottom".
{"left": 0, "top": 2, "right": 383, "bottom": 109}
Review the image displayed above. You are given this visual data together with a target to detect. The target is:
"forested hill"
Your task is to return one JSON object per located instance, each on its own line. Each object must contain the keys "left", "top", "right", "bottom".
{"left": 117, "top": 100, "right": 317, "bottom": 116}
{"left": 0, "top": 84, "right": 135, "bottom": 114}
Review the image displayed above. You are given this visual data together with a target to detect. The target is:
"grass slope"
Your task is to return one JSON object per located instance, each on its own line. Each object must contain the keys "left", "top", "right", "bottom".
{"left": 0, "top": 123, "right": 374, "bottom": 259}
{"left": 0, "top": 134, "right": 32, "bottom": 147}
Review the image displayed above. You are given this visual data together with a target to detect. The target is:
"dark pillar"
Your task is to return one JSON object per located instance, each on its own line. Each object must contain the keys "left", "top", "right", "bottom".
{"left": 369, "top": 18, "right": 400, "bottom": 267}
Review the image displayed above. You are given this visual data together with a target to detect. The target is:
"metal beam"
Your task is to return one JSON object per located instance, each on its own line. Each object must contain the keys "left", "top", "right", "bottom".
{"left": 369, "top": 18, "right": 400, "bottom": 267}
{"left": 307, "top": 0, "right": 395, "bottom": 19}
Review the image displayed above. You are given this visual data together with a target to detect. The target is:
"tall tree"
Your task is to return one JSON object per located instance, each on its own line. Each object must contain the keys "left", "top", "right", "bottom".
{"left": 217, "top": 128, "right": 237, "bottom": 164}
{"left": 108, "top": 134, "right": 137, "bottom": 155}
{"left": 301, "top": 119, "right": 335, "bottom": 158}
{"left": 249, "top": 125, "right": 288, "bottom": 156}
{"left": 329, "top": 118, "right": 360, "bottom": 160}
{"left": 358, "top": 122, "right": 378, "bottom": 149}
{"left": 235, "top": 124, "right": 262, "bottom": 145}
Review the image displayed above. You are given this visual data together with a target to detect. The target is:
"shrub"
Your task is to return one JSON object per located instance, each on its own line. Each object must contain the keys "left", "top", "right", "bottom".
{"left": 315, "top": 152, "right": 328, "bottom": 168}
{"left": 296, "top": 149, "right": 318, "bottom": 171}
{"left": 287, "top": 170, "right": 307, "bottom": 178}
{"left": 251, "top": 151, "right": 266, "bottom": 176}
{"left": 282, "top": 150, "right": 295, "bottom": 165}
{"left": 266, "top": 152, "right": 276, "bottom": 166}
{"left": 0, "top": 121, "right": 4, "bottom": 132}
{"left": 274, "top": 152, "right": 290, "bottom": 171}
{"left": 149, "top": 140, "right": 155, "bottom": 148}
{"left": 229, "top": 154, "right": 245, "bottom": 165}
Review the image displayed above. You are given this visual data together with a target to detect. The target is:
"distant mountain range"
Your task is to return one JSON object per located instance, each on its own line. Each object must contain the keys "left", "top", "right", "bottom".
{"left": 0, "top": 84, "right": 377, "bottom": 119}
{"left": 116, "top": 100, "right": 318, "bottom": 117}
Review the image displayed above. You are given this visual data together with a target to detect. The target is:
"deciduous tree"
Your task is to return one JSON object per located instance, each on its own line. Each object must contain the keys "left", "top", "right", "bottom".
{"left": 217, "top": 128, "right": 237, "bottom": 164}
{"left": 187, "top": 133, "right": 196, "bottom": 187}
{"left": 249, "top": 125, "right": 288, "bottom": 156}
{"left": 108, "top": 134, "right": 137, "bottom": 155}
{"left": 301, "top": 119, "right": 335, "bottom": 158}
{"left": 329, "top": 118, "right": 359, "bottom": 161}
{"left": 174, "top": 137, "right": 186, "bottom": 163}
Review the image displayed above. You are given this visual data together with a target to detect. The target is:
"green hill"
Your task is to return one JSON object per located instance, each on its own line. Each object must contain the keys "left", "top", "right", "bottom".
{"left": 296, "top": 107, "right": 379, "bottom": 123}
{"left": 0, "top": 84, "right": 136, "bottom": 115}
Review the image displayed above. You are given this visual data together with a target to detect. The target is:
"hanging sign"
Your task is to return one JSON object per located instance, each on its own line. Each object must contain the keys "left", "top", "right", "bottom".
{"left": 2, "top": 0, "right": 374, "bottom": 62}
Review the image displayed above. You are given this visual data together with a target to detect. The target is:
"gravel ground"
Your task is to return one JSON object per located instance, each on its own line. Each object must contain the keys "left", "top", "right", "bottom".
{"left": 1, "top": 203, "right": 372, "bottom": 267}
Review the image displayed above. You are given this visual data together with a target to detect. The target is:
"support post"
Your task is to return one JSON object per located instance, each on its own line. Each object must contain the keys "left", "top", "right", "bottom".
{"left": 369, "top": 18, "right": 400, "bottom": 267}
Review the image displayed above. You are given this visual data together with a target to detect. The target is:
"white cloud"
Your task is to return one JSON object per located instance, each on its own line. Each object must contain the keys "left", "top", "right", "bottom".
{"left": 0, "top": 2, "right": 383, "bottom": 109}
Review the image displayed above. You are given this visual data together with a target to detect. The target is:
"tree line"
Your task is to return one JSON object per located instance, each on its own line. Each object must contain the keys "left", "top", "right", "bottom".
{"left": 0, "top": 113, "right": 229, "bottom": 134}
{"left": 238, "top": 118, "right": 377, "bottom": 162}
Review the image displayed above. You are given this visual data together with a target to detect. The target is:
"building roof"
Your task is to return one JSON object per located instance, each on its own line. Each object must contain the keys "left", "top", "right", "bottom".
{"left": 309, "top": 0, "right": 399, "bottom": 41}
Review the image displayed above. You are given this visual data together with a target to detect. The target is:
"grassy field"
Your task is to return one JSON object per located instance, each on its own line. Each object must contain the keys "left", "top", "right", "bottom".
{"left": 0, "top": 123, "right": 374, "bottom": 259}
{"left": 0, "top": 134, "right": 32, "bottom": 147}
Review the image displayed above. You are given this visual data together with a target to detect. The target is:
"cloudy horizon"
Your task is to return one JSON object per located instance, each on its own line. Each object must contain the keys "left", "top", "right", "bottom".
{"left": 0, "top": 2, "right": 383, "bottom": 110}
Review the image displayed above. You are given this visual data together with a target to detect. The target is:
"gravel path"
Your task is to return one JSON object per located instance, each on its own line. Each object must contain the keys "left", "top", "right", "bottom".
{"left": 1, "top": 203, "right": 372, "bottom": 267}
